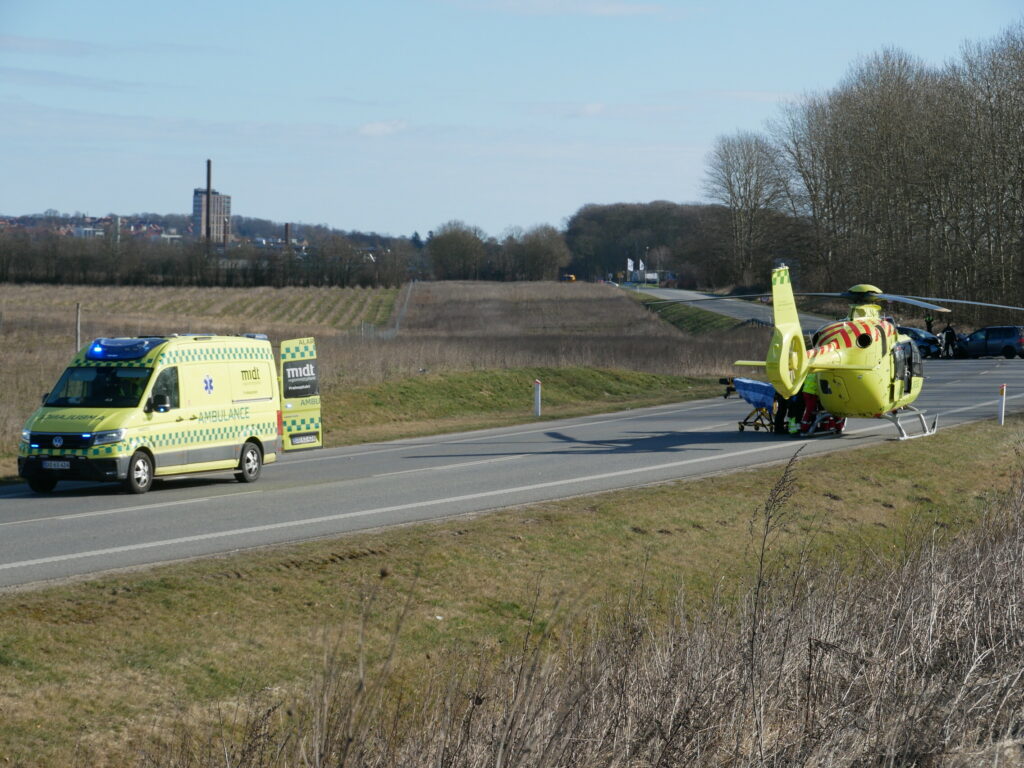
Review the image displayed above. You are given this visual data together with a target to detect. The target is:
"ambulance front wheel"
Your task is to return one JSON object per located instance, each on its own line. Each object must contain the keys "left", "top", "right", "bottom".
{"left": 27, "top": 476, "right": 57, "bottom": 493}
{"left": 236, "top": 441, "right": 262, "bottom": 483}
{"left": 125, "top": 451, "right": 154, "bottom": 494}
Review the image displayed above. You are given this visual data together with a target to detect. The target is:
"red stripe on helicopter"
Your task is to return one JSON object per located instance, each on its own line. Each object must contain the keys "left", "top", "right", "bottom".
{"left": 807, "top": 339, "right": 840, "bottom": 359}
{"left": 817, "top": 325, "right": 849, "bottom": 345}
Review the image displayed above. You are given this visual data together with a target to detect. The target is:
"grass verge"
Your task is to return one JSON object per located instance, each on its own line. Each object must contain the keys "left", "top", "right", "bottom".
{"left": 322, "top": 367, "right": 722, "bottom": 445}
{"left": 633, "top": 292, "right": 746, "bottom": 333}
{"left": 0, "top": 414, "right": 1020, "bottom": 764}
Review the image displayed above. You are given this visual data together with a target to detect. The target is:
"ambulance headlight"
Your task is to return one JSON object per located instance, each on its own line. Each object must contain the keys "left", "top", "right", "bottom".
{"left": 21, "top": 429, "right": 30, "bottom": 444}
{"left": 92, "top": 429, "right": 125, "bottom": 446}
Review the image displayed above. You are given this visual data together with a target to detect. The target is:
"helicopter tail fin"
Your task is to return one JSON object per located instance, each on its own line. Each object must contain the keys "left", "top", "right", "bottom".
{"left": 763, "top": 265, "right": 809, "bottom": 398}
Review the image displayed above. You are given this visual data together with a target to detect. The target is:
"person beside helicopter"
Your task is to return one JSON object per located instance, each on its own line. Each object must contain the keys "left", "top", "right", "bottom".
{"left": 941, "top": 323, "right": 958, "bottom": 358}
{"left": 797, "top": 372, "right": 820, "bottom": 434}
{"left": 780, "top": 371, "right": 845, "bottom": 436}
{"left": 785, "top": 330, "right": 824, "bottom": 435}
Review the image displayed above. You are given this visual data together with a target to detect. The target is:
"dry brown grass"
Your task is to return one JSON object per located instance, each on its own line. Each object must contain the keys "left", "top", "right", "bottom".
{"left": 129, "top": 447, "right": 1024, "bottom": 767}
{"left": 319, "top": 281, "right": 765, "bottom": 387}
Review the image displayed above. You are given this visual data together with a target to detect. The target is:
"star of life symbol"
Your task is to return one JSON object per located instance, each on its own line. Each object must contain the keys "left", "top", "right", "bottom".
{"left": 53, "top": 436, "right": 63, "bottom": 448}
{"left": 203, "top": 375, "right": 214, "bottom": 395}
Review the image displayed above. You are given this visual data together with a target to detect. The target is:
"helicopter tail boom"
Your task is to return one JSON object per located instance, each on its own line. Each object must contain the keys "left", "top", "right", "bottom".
{"left": 762, "top": 266, "right": 809, "bottom": 398}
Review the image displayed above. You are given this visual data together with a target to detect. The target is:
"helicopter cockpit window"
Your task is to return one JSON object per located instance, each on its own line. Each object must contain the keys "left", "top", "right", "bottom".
{"left": 893, "top": 343, "right": 907, "bottom": 382}
{"left": 892, "top": 341, "right": 917, "bottom": 390}
{"left": 908, "top": 341, "right": 923, "bottom": 378}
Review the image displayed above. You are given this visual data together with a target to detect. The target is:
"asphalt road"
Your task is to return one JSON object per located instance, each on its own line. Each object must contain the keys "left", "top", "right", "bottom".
{"left": 639, "top": 286, "right": 833, "bottom": 329}
{"left": 3, "top": 358, "right": 1024, "bottom": 589}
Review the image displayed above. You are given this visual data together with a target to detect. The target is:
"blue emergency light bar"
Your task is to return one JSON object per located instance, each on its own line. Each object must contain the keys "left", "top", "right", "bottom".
{"left": 85, "top": 337, "right": 167, "bottom": 361}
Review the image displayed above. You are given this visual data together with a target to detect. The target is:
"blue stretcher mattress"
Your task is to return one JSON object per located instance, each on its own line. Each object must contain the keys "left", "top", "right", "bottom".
{"left": 733, "top": 377, "right": 776, "bottom": 411}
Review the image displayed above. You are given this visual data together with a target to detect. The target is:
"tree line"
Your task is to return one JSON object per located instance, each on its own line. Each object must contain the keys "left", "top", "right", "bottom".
{"left": 0, "top": 220, "right": 578, "bottom": 288}
{"left": 0, "top": 206, "right": 777, "bottom": 289}
{"left": 703, "top": 24, "right": 1024, "bottom": 318}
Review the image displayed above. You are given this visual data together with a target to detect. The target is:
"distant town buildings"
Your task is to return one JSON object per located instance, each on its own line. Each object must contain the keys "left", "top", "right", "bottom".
{"left": 0, "top": 211, "right": 308, "bottom": 253}
{"left": 192, "top": 188, "right": 232, "bottom": 244}
{"left": 0, "top": 213, "right": 182, "bottom": 243}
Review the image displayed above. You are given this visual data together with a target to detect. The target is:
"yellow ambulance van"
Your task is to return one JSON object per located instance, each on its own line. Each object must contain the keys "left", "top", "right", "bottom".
{"left": 18, "top": 334, "right": 322, "bottom": 494}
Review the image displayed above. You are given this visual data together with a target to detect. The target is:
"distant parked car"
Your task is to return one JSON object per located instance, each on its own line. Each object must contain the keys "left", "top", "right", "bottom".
{"left": 957, "top": 325, "right": 1024, "bottom": 359}
{"left": 897, "top": 326, "right": 941, "bottom": 359}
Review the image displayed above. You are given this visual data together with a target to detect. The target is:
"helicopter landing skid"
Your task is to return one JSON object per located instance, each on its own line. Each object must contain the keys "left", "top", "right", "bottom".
{"left": 802, "top": 411, "right": 845, "bottom": 437}
{"left": 882, "top": 406, "right": 939, "bottom": 440}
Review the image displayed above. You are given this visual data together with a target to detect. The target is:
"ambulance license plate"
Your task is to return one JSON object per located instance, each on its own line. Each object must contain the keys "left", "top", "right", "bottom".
{"left": 42, "top": 460, "right": 71, "bottom": 470}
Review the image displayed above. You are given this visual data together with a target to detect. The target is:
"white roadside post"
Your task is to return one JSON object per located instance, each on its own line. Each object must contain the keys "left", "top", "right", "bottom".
{"left": 534, "top": 379, "right": 542, "bottom": 417}
{"left": 1000, "top": 383, "right": 1007, "bottom": 425}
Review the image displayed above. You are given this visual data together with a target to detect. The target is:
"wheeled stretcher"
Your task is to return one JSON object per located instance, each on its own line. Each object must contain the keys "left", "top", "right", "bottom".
{"left": 730, "top": 377, "right": 780, "bottom": 432}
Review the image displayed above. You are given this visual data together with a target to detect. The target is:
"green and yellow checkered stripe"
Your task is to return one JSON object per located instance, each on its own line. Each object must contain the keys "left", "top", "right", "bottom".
{"left": 158, "top": 345, "right": 273, "bottom": 365}
{"left": 19, "top": 443, "right": 119, "bottom": 458}
{"left": 71, "top": 339, "right": 274, "bottom": 368}
{"left": 142, "top": 421, "right": 277, "bottom": 448}
{"left": 284, "top": 416, "right": 320, "bottom": 432}
{"left": 281, "top": 339, "right": 317, "bottom": 361}
{"left": 71, "top": 356, "right": 159, "bottom": 368}
{"left": 281, "top": 346, "right": 316, "bottom": 361}
{"left": 21, "top": 422, "right": 277, "bottom": 459}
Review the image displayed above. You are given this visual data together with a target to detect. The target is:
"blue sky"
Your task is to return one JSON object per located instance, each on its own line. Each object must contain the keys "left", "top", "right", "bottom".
{"left": 1, "top": 1, "right": 1020, "bottom": 238}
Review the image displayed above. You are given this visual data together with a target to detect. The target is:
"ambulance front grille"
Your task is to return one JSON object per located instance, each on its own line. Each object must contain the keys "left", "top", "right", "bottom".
{"left": 29, "top": 433, "right": 93, "bottom": 450}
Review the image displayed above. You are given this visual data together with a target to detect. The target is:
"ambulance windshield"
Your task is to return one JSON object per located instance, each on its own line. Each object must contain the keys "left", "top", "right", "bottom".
{"left": 45, "top": 366, "right": 153, "bottom": 408}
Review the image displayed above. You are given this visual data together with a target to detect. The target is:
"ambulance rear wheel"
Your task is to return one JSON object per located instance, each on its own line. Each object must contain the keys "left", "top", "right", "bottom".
{"left": 28, "top": 476, "right": 57, "bottom": 493}
{"left": 125, "top": 451, "right": 154, "bottom": 494}
{"left": 236, "top": 441, "right": 262, "bottom": 483}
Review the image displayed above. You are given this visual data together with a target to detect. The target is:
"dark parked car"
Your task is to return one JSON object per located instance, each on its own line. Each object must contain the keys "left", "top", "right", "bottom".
{"left": 897, "top": 326, "right": 941, "bottom": 359}
{"left": 957, "top": 326, "right": 1024, "bottom": 359}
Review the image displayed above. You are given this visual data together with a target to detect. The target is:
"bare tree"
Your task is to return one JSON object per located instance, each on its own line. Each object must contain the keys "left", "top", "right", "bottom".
{"left": 703, "top": 131, "right": 785, "bottom": 284}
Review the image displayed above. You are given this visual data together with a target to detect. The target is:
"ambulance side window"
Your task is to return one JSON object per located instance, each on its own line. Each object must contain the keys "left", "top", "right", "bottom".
{"left": 152, "top": 367, "right": 179, "bottom": 409}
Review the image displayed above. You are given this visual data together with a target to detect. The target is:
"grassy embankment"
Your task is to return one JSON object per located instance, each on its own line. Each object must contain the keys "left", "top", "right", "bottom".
{"left": 0, "top": 412, "right": 1020, "bottom": 764}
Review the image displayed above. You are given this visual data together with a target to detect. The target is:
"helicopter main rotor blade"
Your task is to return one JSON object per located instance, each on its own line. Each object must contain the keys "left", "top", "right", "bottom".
{"left": 791, "top": 291, "right": 950, "bottom": 312}
{"left": 905, "top": 296, "right": 1024, "bottom": 313}
{"left": 644, "top": 293, "right": 770, "bottom": 304}
{"left": 873, "top": 293, "right": 950, "bottom": 312}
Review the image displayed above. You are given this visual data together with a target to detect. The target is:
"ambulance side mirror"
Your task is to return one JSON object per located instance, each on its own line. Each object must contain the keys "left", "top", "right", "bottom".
{"left": 147, "top": 394, "right": 171, "bottom": 413}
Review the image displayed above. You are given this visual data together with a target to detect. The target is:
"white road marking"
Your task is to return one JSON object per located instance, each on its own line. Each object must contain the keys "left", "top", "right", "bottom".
{"left": 0, "top": 491, "right": 264, "bottom": 528}
{"left": 2, "top": 392, "right": 1021, "bottom": 573}
{"left": 0, "top": 425, "right": 891, "bottom": 572}
{"left": 372, "top": 453, "right": 527, "bottom": 478}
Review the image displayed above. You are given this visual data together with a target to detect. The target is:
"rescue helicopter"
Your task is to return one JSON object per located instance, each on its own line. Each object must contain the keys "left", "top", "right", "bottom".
{"left": 738, "top": 265, "right": 943, "bottom": 439}
{"left": 668, "top": 264, "right": 1024, "bottom": 439}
